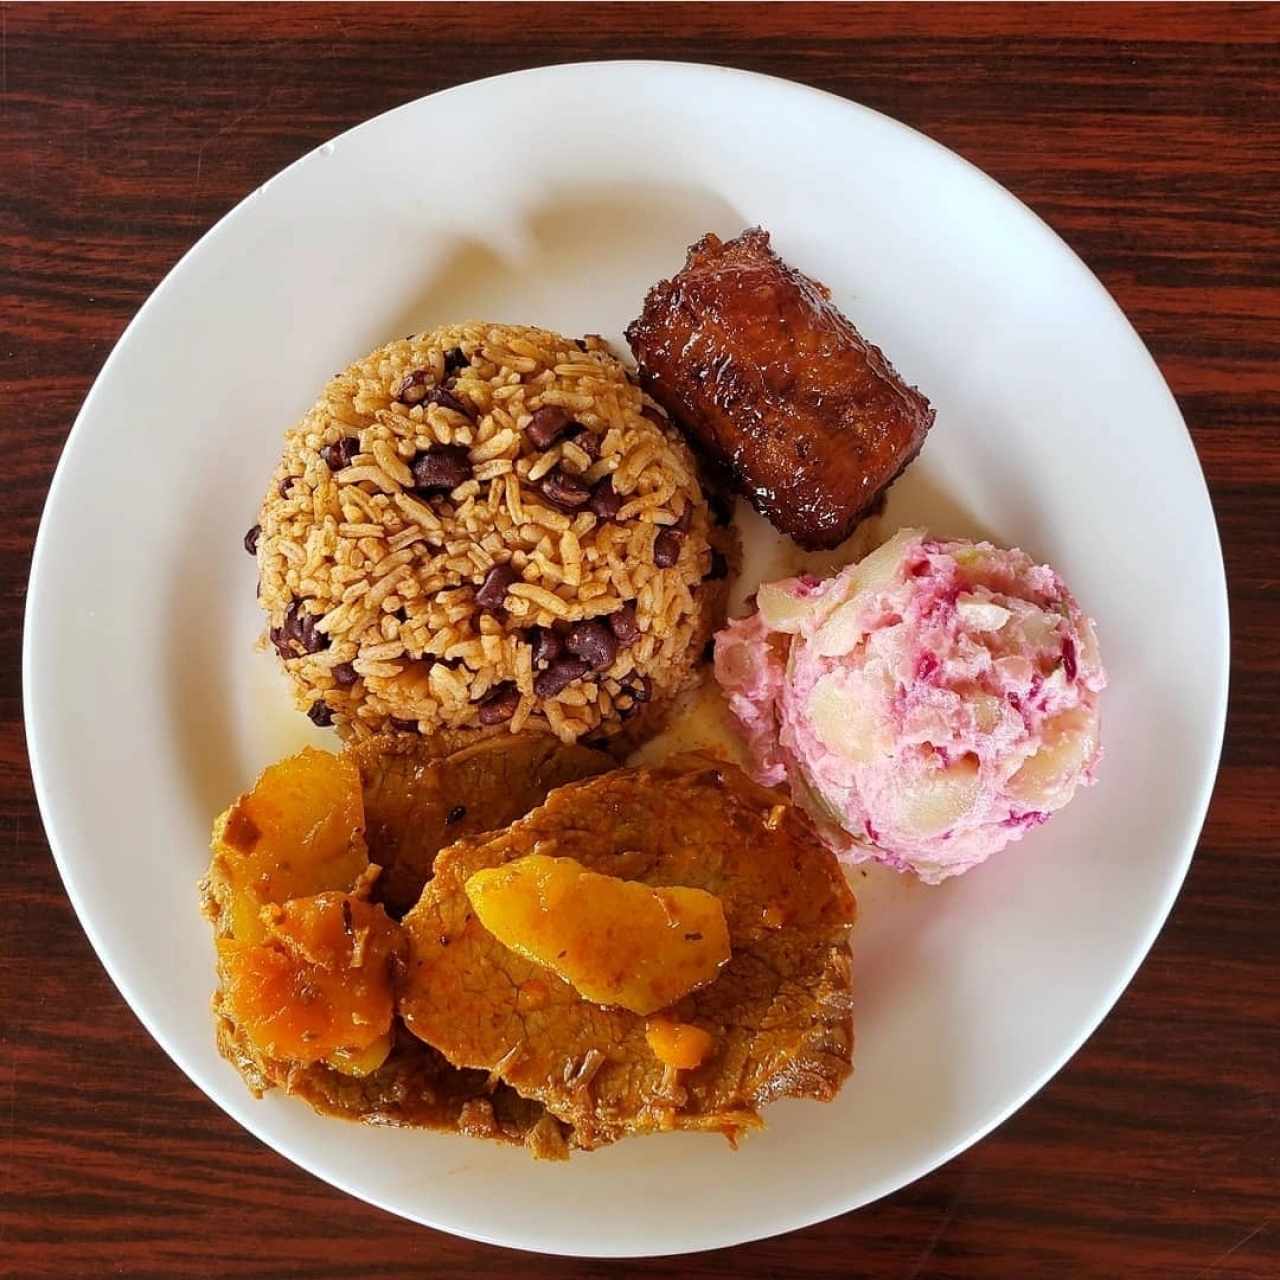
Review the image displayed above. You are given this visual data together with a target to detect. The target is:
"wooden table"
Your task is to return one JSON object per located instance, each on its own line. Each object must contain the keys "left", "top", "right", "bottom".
{"left": 3, "top": 4, "right": 1277, "bottom": 1276}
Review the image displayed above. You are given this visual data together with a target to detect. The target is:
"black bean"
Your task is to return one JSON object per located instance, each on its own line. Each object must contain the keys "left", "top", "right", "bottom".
{"left": 475, "top": 562, "right": 519, "bottom": 610}
{"left": 607, "top": 603, "right": 641, "bottom": 647}
{"left": 443, "top": 347, "right": 469, "bottom": 376}
{"left": 477, "top": 682, "right": 521, "bottom": 725}
{"left": 390, "top": 716, "right": 419, "bottom": 733}
{"left": 411, "top": 445, "right": 472, "bottom": 495}
{"left": 298, "top": 619, "right": 326, "bottom": 655}
{"left": 320, "top": 436, "right": 360, "bottom": 470}
{"left": 588, "top": 475, "right": 622, "bottom": 520}
{"left": 244, "top": 524, "right": 261, "bottom": 555}
{"left": 540, "top": 468, "right": 591, "bottom": 511}
{"left": 331, "top": 662, "right": 358, "bottom": 688}
{"left": 653, "top": 527, "right": 683, "bottom": 568}
{"left": 273, "top": 601, "right": 328, "bottom": 659}
{"left": 534, "top": 657, "right": 591, "bottom": 698}
{"left": 618, "top": 675, "right": 652, "bottom": 719}
{"left": 394, "top": 369, "right": 434, "bottom": 405}
{"left": 526, "top": 405, "right": 573, "bottom": 450}
{"left": 425, "top": 386, "right": 473, "bottom": 419}
{"left": 564, "top": 620, "right": 616, "bottom": 671}
{"left": 707, "top": 549, "right": 729, "bottom": 580}
{"left": 307, "top": 700, "right": 334, "bottom": 727}
{"left": 529, "top": 626, "right": 562, "bottom": 669}
{"left": 565, "top": 424, "right": 600, "bottom": 459}
{"left": 294, "top": 605, "right": 327, "bottom": 654}
{"left": 446, "top": 804, "right": 467, "bottom": 825}
{"left": 278, "top": 475, "right": 293, "bottom": 497}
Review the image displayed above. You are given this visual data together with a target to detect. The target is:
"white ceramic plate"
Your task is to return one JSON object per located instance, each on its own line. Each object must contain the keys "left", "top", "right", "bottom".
{"left": 25, "top": 62, "right": 1227, "bottom": 1256}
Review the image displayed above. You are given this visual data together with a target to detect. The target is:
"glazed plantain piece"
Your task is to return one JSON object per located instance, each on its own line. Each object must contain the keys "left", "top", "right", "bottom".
{"left": 627, "top": 227, "right": 934, "bottom": 550}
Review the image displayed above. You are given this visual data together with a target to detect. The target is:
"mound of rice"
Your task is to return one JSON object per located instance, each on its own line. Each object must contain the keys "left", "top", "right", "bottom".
{"left": 251, "top": 323, "right": 730, "bottom": 746}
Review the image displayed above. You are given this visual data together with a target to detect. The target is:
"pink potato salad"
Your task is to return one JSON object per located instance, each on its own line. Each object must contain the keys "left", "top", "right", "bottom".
{"left": 714, "top": 529, "right": 1106, "bottom": 883}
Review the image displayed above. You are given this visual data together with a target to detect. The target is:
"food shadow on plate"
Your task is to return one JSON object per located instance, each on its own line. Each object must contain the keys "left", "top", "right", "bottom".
{"left": 882, "top": 462, "right": 997, "bottom": 546}
{"left": 162, "top": 568, "right": 251, "bottom": 830}
{"left": 885, "top": 426, "right": 1066, "bottom": 569}
{"left": 838, "top": 861, "right": 972, "bottom": 1153}
{"left": 381, "top": 181, "right": 748, "bottom": 340}
{"left": 162, "top": 469, "right": 277, "bottom": 829}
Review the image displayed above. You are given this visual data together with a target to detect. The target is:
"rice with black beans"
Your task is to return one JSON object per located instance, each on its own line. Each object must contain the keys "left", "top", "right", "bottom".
{"left": 254, "top": 323, "right": 726, "bottom": 745}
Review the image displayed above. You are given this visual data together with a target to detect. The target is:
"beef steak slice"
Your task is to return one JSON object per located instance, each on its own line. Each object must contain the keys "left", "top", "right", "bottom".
{"left": 354, "top": 732, "right": 613, "bottom": 916}
{"left": 397, "top": 754, "right": 856, "bottom": 1148}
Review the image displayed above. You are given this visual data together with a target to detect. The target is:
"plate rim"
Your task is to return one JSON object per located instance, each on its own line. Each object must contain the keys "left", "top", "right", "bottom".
{"left": 22, "top": 59, "right": 1230, "bottom": 1256}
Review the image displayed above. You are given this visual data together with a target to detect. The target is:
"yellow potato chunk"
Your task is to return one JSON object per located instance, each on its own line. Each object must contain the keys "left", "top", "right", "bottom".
{"left": 646, "top": 1018, "right": 715, "bottom": 1071}
{"left": 809, "top": 671, "right": 889, "bottom": 764}
{"left": 325, "top": 1035, "right": 394, "bottom": 1078}
{"left": 209, "top": 748, "right": 368, "bottom": 942}
{"left": 464, "top": 854, "right": 731, "bottom": 1016}
{"left": 897, "top": 751, "right": 981, "bottom": 838}
{"left": 218, "top": 893, "right": 401, "bottom": 1066}
{"left": 1008, "top": 705, "right": 1100, "bottom": 811}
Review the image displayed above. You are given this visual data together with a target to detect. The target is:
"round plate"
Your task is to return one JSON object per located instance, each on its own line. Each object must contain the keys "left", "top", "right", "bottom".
{"left": 24, "top": 62, "right": 1227, "bottom": 1256}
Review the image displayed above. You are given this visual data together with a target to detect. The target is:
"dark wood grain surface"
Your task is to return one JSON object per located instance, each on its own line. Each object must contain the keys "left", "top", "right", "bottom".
{"left": 3, "top": 4, "right": 1277, "bottom": 1276}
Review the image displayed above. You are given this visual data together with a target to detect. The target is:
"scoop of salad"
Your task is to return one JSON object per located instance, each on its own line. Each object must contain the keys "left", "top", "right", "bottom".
{"left": 714, "top": 528, "right": 1106, "bottom": 883}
